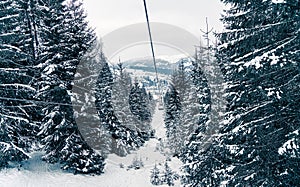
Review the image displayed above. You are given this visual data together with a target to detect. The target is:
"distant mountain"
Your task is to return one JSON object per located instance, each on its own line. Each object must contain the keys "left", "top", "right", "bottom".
{"left": 118, "top": 56, "right": 194, "bottom": 96}
{"left": 123, "top": 58, "right": 173, "bottom": 75}
{"left": 156, "top": 54, "right": 191, "bottom": 64}
{"left": 123, "top": 55, "right": 194, "bottom": 75}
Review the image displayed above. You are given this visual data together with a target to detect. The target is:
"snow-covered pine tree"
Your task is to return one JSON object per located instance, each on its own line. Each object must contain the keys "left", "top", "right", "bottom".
{"left": 181, "top": 0, "right": 300, "bottom": 186}
{"left": 170, "top": 60, "right": 190, "bottom": 101}
{"left": 162, "top": 161, "right": 177, "bottom": 186}
{"left": 129, "top": 82, "right": 152, "bottom": 123}
{"left": 95, "top": 61, "right": 145, "bottom": 156}
{"left": 37, "top": 0, "right": 95, "bottom": 90}
{"left": 129, "top": 81, "right": 153, "bottom": 139}
{"left": 165, "top": 61, "right": 204, "bottom": 156}
{"left": 72, "top": 42, "right": 112, "bottom": 157}
{"left": 164, "top": 84, "right": 182, "bottom": 156}
{"left": 0, "top": 0, "right": 106, "bottom": 173}
{"left": 179, "top": 53, "right": 216, "bottom": 186}
{"left": 217, "top": 0, "right": 299, "bottom": 186}
{"left": 94, "top": 59, "right": 119, "bottom": 155}
{"left": 38, "top": 87, "right": 105, "bottom": 174}
{"left": 0, "top": 0, "right": 40, "bottom": 167}
{"left": 150, "top": 163, "right": 162, "bottom": 185}
{"left": 181, "top": 59, "right": 211, "bottom": 144}
{"left": 63, "top": 0, "right": 96, "bottom": 85}
{"left": 180, "top": 86, "right": 203, "bottom": 144}
{"left": 190, "top": 55, "right": 211, "bottom": 133}
{"left": 112, "top": 63, "right": 139, "bottom": 132}
{"left": 0, "top": 120, "right": 29, "bottom": 168}
{"left": 36, "top": 0, "right": 105, "bottom": 174}
{"left": 179, "top": 53, "right": 213, "bottom": 183}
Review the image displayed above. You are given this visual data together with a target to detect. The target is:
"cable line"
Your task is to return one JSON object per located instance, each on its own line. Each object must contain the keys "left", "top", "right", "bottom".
{"left": 142, "top": 0, "right": 160, "bottom": 88}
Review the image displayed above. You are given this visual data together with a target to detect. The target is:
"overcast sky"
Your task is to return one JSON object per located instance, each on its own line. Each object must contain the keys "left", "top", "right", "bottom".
{"left": 83, "top": 0, "right": 225, "bottom": 62}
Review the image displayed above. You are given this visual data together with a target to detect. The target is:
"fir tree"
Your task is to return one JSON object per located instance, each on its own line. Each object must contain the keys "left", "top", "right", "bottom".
{"left": 164, "top": 84, "right": 182, "bottom": 156}
{"left": 150, "top": 163, "right": 162, "bottom": 185}
{"left": 36, "top": 0, "right": 105, "bottom": 174}
{"left": 0, "top": 0, "right": 39, "bottom": 165}
{"left": 216, "top": 1, "right": 300, "bottom": 186}
{"left": 73, "top": 43, "right": 111, "bottom": 157}
{"left": 0, "top": 0, "right": 106, "bottom": 174}
{"left": 128, "top": 81, "right": 154, "bottom": 140}
{"left": 95, "top": 61, "right": 145, "bottom": 156}
{"left": 165, "top": 61, "right": 205, "bottom": 156}
{"left": 190, "top": 57, "right": 211, "bottom": 132}
{"left": 0, "top": 122, "right": 29, "bottom": 168}
{"left": 129, "top": 82, "right": 152, "bottom": 123}
{"left": 170, "top": 60, "right": 190, "bottom": 101}
{"left": 162, "top": 161, "right": 177, "bottom": 186}
{"left": 182, "top": 0, "right": 300, "bottom": 186}
{"left": 180, "top": 55, "right": 213, "bottom": 182}
{"left": 180, "top": 86, "right": 203, "bottom": 142}
{"left": 111, "top": 63, "right": 139, "bottom": 132}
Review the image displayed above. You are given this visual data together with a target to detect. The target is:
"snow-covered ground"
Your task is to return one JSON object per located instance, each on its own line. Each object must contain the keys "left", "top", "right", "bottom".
{"left": 0, "top": 105, "right": 183, "bottom": 187}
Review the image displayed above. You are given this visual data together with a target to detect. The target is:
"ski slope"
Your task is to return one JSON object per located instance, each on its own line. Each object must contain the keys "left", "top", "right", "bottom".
{"left": 0, "top": 104, "right": 182, "bottom": 187}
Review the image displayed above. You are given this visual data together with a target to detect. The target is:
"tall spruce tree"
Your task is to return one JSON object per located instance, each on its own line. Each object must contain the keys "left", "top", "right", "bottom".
{"left": 162, "top": 161, "right": 177, "bottom": 186}
{"left": 217, "top": 0, "right": 300, "bottom": 186}
{"left": 164, "top": 84, "right": 182, "bottom": 156}
{"left": 95, "top": 61, "right": 145, "bottom": 156}
{"left": 150, "top": 163, "right": 162, "bottom": 185}
{"left": 165, "top": 60, "right": 208, "bottom": 157}
{"left": 129, "top": 82, "right": 152, "bottom": 133}
{"left": 0, "top": 0, "right": 39, "bottom": 166}
{"left": 129, "top": 82, "right": 151, "bottom": 122}
{"left": 170, "top": 60, "right": 190, "bottom": 101}
{"left": 35, "top": 0, "right": 104, "bottom": 174}
{"left": 180, "top": 56, "right": 213, "bottom": 184}
{"left": 0, "top": 0, "right": 106, "bottom": 174}
{"left": 72, "top": 43, "right": 112, "bottom": 158}
{"left": 190, "top": 57, "right": 211, "bottom": 133}
{"left": 111, "top": 63, "right": 139, "bottom": 132}
{"left": 182, "top": 0, "right": 300, "bottom": 186}
{"left": 165, "top": 62, "right": 188, "bottom": 156}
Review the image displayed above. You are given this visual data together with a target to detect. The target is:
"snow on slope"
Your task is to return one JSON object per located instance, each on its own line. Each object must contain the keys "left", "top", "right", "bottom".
{"left": 0, "top": 104, "right": 182, "bottom": 187}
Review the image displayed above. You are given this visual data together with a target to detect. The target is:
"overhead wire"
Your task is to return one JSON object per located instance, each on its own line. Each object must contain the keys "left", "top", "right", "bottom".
{"left": 142, "top": 0, "right": 160, "bottom": 94}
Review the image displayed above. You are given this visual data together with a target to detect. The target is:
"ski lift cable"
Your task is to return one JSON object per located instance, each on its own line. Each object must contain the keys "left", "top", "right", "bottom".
{"left": 142, "top": 0, "right": 160, "bottom": 91}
